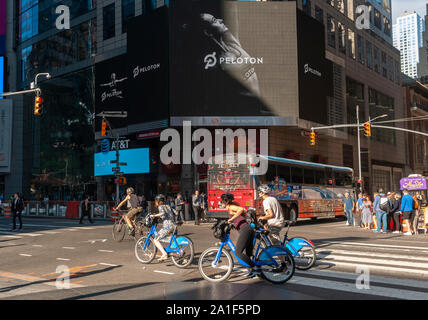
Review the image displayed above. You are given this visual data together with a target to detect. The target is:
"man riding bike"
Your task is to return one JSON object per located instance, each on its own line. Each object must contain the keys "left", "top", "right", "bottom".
{"left": 257, "top": 185, "right": 285, "bottom": 245}
{"left": 113, "top": 187, "right": 142, "bottom": 236}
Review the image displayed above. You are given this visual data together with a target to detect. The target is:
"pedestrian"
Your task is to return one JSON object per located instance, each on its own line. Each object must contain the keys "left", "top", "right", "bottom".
{"left": 192, "top": 190, "right": 202, "bottom": 225}
{"left": 200, "top": 192, "right": 208, "bottom": 222}
{"left": 390, "top": 192, "right": 402, "bottom": 234}
{"left": 11, "top": 192, "right": 24, "bottom": 231}
{"left": 386, "top": 192, "right": 395, "bottom": 231}
{"left": 343, "top": 192, "right": 355, "bottom": 226}
{"left": 401, "top": 189, "right": 416, "bottom": 235}
{"left": 175, "top": 193, "right": 185, "bottom": 224}
{"left": 0, "top": 193, "right": 3, "bottom": 216}
{"left": 372, "top": 192, "right": 378, "bottom": 229}
{"left": 373, "top": 188, "right": 389, "bottom": 233}
{"left": 361, "top": 194, "right": 373, "bottom": 230}
{"left": 356, "top": 192, "right": 364, "bottom": 226}
{"left": 80, "top": 195, "right": 93, "bottom": 224}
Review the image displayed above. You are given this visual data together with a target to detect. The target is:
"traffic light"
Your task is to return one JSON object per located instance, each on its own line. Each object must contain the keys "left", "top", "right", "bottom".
{"left": 101, "top": 121, "right": 107, "bottom": 137}
{"left": 309, "top": 131, "right": 316, "bottom": 146}
{"left": 34, "top": 96, "right": 43, "bottom": 116}
{"left": 364, "top": 122, "right": 371, "bottom": 137}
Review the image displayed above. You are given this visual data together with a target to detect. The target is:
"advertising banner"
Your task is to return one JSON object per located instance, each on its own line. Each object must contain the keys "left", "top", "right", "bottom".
{"left": 0, "top": 99, "right": 12, "bottom": 173}
{"left": 400, "top": 177, "right": 427, "bottom": 191}
{"left": 94, "top": 148, "right": 150, "bottom": 176}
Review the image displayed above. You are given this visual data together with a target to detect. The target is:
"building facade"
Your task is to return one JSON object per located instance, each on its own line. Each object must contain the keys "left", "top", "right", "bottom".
{"left": 2, "top": 0, "right": 408, "bottom": 201}
{"left": 418, "top": 4, "right": 428, "bottom": 86}
{"left": 393, "top": 10, "right": 424, "bottom": 79}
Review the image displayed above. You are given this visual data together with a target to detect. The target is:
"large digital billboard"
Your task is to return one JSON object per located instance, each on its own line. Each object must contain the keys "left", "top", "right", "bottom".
{"left": 169, "top": 0, "right": 332, "bottom": 126}
{"left": 94, "top": 148, "right": 150, "bottom": 176}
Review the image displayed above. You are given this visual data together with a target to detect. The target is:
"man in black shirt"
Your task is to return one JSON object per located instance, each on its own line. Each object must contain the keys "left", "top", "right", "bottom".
{"left": 11, "top": 193, "right": 24, "bottom": 231}
{"left": 114, "top": 187, "right": 142, "bottom": 235}
{"left": 80, "top": 195, "right": 94, "bottom": 224}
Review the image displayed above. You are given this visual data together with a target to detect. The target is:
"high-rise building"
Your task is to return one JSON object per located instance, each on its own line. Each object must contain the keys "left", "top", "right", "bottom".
{"left": 418, "top": 4, "right": 428, "bottom": 85}
{"left": 393, "top": 10, "right": 424, "bottom": 79}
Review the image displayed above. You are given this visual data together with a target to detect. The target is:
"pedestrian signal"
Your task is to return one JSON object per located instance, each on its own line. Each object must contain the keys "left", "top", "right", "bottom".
{"left": 309, "top": 132, "right": 316, "bottom": 146}
{"left": 34, "top": 96, "right": 43, "bottom": 116}
{"left": 364, "top": 122, "right": 371, "bottom": 137}
{"left": 101, "top": 121, "right": 107, "bottom": 137}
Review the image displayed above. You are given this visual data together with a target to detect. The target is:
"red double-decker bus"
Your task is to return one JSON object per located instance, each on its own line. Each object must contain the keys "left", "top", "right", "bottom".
{"left": 207, "top": 154, "right": 355, "bottom": 222}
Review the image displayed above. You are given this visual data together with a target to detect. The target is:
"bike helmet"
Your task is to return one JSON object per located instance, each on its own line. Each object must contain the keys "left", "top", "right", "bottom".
{"left": 257, "top": 185, "right": 271, "bottom": 195}
{"left": 126, "top": 187, "right": 135, "bottom": 194}
{"left": 220, "top": 193, "right": 234, "bottom": 203}
{"left": 155, "top": 194, "right": 166, "bottom": 203}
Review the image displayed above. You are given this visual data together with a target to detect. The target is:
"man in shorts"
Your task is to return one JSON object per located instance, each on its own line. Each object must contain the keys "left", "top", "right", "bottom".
{"left": 256, "top": 185, "right": 285, "bottom": 245}
{"left": 401, "top": 189, "right": 415, "bottom": 235}
{"left": 113, "top": 187, "right": 142, "bottom": 235}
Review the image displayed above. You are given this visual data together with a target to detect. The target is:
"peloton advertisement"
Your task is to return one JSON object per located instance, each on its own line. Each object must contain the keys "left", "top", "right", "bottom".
{"left": 169, "top": 0, "right": 332, "bottom": 126}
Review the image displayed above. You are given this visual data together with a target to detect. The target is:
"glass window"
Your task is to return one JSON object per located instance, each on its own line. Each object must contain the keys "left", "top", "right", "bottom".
{"left": 346, "top": 77, "right": 365, "bottom": 135}
{"left": 314, "top": 170, "right": 326, "bottom": 185}
{"left": 384, "top": 17, "right": 391, "bottom": 36}
{"left": 304, "top": 169, "right": 315, "bottom": 184}
{"left": 303, "top": 0, "right": 311, "bottom": 16}
{"left": 291, "top": 167, "right": 303, "bottom": 184}
{"left": 374, "top": 8, "right": 382, "bottom": 29}
{"left": 369, "top": 88, "right": 395, "bottom": 145}
{"left": 388, "top": 56, "right": 394, "bottom": 81}
{"left": 327, "top": 15, "right": 336, "bottom": 48}
{"left": 357, "top": 34, "right": 364, "bottom": 65}
{"left": 338, "top": 22, "right": 346, "bottom": 54}
{"left": 394, "top": 60, "right": 400, "bottom": 85}
{"left": 315, "top": 6, "right": 323, "bottom": 23}
{"left": 277, "top": 165, "right": 290, "bottom": 183}
{"left": 348, "top": 29, "right": 355, "bottom": 59}
{"left": 374, "top": 46, "right": 380, "bottom": 73}
{"left": 103, "top": 3, "right": 115, "bottom": 40}
{"left": 366, "top": 40, "right": 372, "bottom": 69}
{"left": 381, "top": 51, "right": 387, "bottom": 78}
{"left": 122, "top": 0, "right": 135, "bottom": 34}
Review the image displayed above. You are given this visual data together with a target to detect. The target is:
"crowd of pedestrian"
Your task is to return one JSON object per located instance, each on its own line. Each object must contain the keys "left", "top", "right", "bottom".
{"left": 346, "top": 188, "right": 427, "bottom": 235}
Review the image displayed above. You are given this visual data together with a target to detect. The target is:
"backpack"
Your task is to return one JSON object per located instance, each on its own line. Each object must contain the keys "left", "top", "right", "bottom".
{"left": 379, "top": 196, "right": 389, "bottom": 211}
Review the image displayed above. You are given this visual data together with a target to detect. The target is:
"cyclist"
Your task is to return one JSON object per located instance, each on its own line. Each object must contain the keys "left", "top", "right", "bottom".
{"left": 257, "top": 185, "right": 285, "bottom": 245}
{"left": 150, "top": 194, "right": 177, "bottom": 262}
{"left": 113, "top": 187, "right": 142, "bottom": 236}
{"left": 221, "top": 193, "right": 259, "bottom": 278}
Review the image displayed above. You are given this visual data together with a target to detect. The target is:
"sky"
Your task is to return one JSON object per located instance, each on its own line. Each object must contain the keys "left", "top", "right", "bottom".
{"left": 391, "top": 0, "right": 427, "bottom": 24}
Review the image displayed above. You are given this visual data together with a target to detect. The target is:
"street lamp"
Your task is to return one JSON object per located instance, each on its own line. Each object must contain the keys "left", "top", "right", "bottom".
{"left": 31, "top": 73, "right": 51, "bottom": 89}
{"left": 369, "top": 114, "right": 388, "bottom": 123}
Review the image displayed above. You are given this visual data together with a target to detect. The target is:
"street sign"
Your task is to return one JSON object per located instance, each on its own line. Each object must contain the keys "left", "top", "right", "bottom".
{"left": 96, "top": 111, "right": 128, "bottom": 118}
{"left": 109, "top": 160, "right": 118, "bottom": 164}
{"left": 114, "top": 172, "right": 124, "bottom": 176}
{"left": 112, "top": 167, "right": 121, "bottom": 172}
{"left": 118, "top": 162, "right": 127, "bottom": 166}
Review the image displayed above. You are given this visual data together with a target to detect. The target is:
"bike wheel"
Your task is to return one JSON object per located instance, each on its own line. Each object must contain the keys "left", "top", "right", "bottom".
{"left": 171, "top": 237, "right": 194, "bottom": 268}
{"left": 198, "top": 247, "right": 233, "bottom": 283}
{"left": 257, "top": 246, "right": 295, "bottom": 284}
{"left": 291, "top": 237, "right": 317, "bottom": 270}
{"left": 135, "top": 236, "right": 157, "bottom": 264}
{"left": 112, "top": 219, "right": 126, "bottom": 242}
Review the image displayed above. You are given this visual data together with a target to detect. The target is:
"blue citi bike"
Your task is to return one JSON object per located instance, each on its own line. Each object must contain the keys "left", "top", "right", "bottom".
{"left": 252, "top": 219, "right": 317, "bottom": 270}
{"left": 198, "top": 219, "right": 295, "bottom": 284}
{"left": 135, "top": 215, "right": 194, "bottom": 268}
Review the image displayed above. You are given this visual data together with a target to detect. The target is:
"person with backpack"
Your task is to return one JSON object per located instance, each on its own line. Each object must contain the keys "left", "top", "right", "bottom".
{"left": 401, "top": 189, "right": 416, "bottom": 235}
{"left": 372, "top": 188, "right": 389, "bottom": 233}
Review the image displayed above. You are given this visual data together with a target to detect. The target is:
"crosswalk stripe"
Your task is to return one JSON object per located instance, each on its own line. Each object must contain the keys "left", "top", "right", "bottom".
{"left": 317, "top": 241, "right": 428, "bottom": 251}
{"left": 289, "top": 275, "right": 428, "bottom": 300}
{"left": 318, "top": 253, "right": 428, "bottom": 269}
{"left": 318, "top": 249, "right": 428, "bottom": 262}
{"left": 0, "top": 235, "right": 23, "bottom": 239}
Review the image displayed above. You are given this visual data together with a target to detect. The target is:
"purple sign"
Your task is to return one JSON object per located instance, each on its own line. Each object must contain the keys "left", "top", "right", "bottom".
{"left": 400, "top": 177, "right": 427, "bottom": 191}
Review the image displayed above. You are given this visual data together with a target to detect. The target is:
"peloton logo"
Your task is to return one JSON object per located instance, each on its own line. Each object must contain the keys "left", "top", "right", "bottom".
{"left": 203, "top": 52, "right": 264, "bottom": 70}
{"left": 99, "top": 73, "right": 128, "bottom": 102}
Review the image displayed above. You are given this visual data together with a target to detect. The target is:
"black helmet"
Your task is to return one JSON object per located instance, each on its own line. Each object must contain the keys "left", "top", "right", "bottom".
{"left": 220, "top": 193, "right": 234, "bottom": 202}
{"left": 155, "top": 194, "right": 166, "bottom": 203}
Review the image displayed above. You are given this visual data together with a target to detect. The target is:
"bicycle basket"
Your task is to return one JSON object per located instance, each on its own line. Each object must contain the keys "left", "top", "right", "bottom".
{"left": 212, "top": 220, "right": 227, "bottom": 239}
{"left": 246, "top": 208, "right": 257, "bottom": 224}
{"left": 144, "top": 215, "right": 154, "bottom": 228}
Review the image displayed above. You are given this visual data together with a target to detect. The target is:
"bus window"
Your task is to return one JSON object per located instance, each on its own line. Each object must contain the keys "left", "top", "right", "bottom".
{"left": 277, "top": 165, "right": 290, "bottom": 183}
{"left": 334, "top": 171, "right": 353, "bottom": 187}
{"left": 304, "top": 169, "right": 315, "bottom": 185}
{"left": 302, "top": 188, "right": 323, "bottom": 200}
{"left": 314, "top": 170, "right": 326, "bottom": 185}
{"left": 291, "top": 167, "right": 303, "bottom": 184}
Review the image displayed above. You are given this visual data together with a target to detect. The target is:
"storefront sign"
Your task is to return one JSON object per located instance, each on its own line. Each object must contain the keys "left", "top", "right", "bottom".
{"left": 400, "top": 177, "right": 427, "bottom": 191}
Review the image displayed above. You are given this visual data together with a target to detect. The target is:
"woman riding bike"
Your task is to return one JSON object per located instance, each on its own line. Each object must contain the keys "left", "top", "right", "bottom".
{"left": 150, "top": 194, "right": 177, "bottom": 262}
{"left": 221, "top": 193, "right": 259, "bottom": 278}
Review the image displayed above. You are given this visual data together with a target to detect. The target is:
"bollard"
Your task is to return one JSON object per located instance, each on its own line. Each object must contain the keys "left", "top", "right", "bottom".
{"left": 184, "top": 203, "right": 190, "bottom": 221}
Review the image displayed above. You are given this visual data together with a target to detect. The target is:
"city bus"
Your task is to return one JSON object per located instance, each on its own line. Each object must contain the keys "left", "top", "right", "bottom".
{"left": 207, "top": 154, "right": 355, "bottom": 222}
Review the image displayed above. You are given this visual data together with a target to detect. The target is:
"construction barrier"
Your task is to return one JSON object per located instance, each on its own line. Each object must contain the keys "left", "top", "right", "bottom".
{"left": 3, "top": 205, "right": 11, "bottom": 218}
{"left": 110, "top": 208, "right": 119, "bottom": 222}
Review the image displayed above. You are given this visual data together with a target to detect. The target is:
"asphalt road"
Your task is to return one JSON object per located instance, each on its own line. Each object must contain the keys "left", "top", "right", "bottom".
{"left": 1, "top": 216, "right": 428, "bottom": 300}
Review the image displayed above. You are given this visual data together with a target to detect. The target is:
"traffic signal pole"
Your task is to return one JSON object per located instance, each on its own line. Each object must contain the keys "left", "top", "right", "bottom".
{"left": 356, "top": 105, "right": 362, "bottom": 187}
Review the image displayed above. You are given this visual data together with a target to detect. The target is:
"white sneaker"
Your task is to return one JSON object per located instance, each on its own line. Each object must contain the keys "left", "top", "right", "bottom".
{"left": 346, "top": 222, "right": 349, "bottom": 226}
{"left": 392, "top": 231, "right": 400, "bottom": 234}
{"left": 404, "top": 232, "right": 412, "bottom": 235}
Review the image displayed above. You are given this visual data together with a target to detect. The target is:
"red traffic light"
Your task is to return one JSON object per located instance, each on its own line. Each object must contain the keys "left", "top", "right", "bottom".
{"left": 34, "top": 96, "right": 43, "bottom": 116}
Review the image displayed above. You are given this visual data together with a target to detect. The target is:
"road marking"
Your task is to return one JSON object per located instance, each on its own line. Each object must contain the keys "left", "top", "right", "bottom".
{"left": 32, "top": 245, "right": 43, "bottom": 247}
{"left": 154, "top": 270, "right": 175, "bottom": 275}
{"left": 99, "top": 263, "right": 118, "bottom": 267}
{"left": 86, "top": 239, "right": 108, "bottom": 244}
{"left": 0, "top": 270, "right": 85, "bottom": 288}
{"left": 62, "top": 247, "right": 75, "bottom": 250}
{"left": 289, "top": 275, "right": 428, "bottom": 300}
{"left": 0, "top": 235, "right": 23, "bottom": 239}
{"left": 19, "top": 254, "right": 32, "bottom": 257}
{"left": 98, "top": 250, "right": 114, "bottom": 253}
{"left": 56, "top": 258, "right": 70, "bottom": 261}
{"left": 39, "top": 231, "right": 61, "bottom": 234}
{"left": 317, "top": 241, "right": 428, "bottom": 251}
{"left": 318, "top": 249, "right": 428, "bottom": 262}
